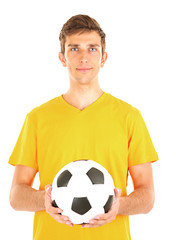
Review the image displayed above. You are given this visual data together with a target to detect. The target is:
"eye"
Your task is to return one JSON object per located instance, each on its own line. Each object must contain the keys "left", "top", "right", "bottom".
{"left": 90, "top": 48, "right": 96, "bottom": 52}
{"left": 71, "top": 48, "right": 78, "bottom": 51}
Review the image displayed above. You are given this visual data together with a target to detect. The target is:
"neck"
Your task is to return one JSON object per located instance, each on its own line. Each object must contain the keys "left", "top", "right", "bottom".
{"left": 62, "top": 82, "right": 104, "bottom": 111}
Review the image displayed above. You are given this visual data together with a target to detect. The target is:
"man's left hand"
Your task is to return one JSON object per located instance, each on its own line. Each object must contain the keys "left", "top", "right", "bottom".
{"left": 81, "top": 188, "right": 121, "bottom": 228}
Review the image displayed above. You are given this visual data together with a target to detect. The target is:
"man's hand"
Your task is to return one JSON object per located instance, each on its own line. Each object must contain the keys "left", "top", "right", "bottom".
{"left": 81, "top": 188, "right": 121, "bottom": 228}
{"left": 44, "top": 184, "right": 74, "bottom": 227}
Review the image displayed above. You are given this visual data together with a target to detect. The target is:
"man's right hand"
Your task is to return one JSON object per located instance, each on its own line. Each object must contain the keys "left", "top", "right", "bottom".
{"left": 44, "top": 184, "right": 74, "bottom": 227}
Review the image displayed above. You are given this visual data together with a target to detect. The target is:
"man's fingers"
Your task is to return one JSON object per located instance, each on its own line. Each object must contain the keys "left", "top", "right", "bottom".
{"left": 49, "top": 212, "right": 73, "bottom": 226}
{"left": 46, "top": 205, "right": 73, "bottom": 226}
{"left": 47, "top": 204, "right": 63, "bottom": 214}
{"left": 114, "top": 188, "right": 122, "bottom": 198}
{"left": 45, "top": 184, "right": 52, "bottom": 196}
{"left": 44, "top": 184, "right": 73, "bottom": 227}
{"left": 82, "top": 218, "right": 110, "bottom": 228}
{"left": 111, "top": 188, "right": 121, "bottom": 205}
{"left": 44, "top": 184, "right": 63, "bottom": 214}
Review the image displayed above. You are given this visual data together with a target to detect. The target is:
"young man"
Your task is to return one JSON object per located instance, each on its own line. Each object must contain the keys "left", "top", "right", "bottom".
{"left": 9, "top": 14, "right": 158, "bottom": 240}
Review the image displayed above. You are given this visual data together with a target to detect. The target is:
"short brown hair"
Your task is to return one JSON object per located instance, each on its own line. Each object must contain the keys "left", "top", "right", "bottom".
{"left": 59, "top": 14, "right": 106, "bottom": 56}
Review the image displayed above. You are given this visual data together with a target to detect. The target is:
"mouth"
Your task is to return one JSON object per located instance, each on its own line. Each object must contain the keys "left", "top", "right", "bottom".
{"left": 76, "top": 68, "right": 93, "bottom": 72}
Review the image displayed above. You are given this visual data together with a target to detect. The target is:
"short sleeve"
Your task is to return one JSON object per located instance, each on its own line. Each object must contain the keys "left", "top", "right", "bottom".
{"left": 8, "top": 112, "right": 38, "bottom": 170}
{"left": 128, "top": 110, "right": 159, "bottom": 167}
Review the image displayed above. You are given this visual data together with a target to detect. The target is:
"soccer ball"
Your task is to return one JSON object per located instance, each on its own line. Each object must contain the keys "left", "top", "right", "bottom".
{"left": 51, "top": 160, "right": 115, "bottom": 224}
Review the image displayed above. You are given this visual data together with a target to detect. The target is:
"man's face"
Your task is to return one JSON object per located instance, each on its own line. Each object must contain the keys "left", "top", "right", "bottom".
{"left": 59, "top": 31, "right": 107, "bottom": 85}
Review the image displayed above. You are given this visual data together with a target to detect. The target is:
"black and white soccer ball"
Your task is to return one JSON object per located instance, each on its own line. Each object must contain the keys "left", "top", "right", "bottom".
{"left": 51, "top": 160, "right": 115, "bottom": 224}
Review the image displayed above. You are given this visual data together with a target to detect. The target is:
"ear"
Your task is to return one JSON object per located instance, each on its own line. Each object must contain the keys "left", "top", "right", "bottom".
{"left": 100, "top": 52, "right": 108, "bottom": 68}
{"left": 58, "top": 52, "right": 67, "bottom": 67}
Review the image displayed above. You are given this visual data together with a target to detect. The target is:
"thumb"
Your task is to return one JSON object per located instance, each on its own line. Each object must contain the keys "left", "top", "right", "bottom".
{"left": 45, "top": 184, "right": 52, "bottom": 195}
{"left": 114, "top": 188, "right": 122, "bottom": 198}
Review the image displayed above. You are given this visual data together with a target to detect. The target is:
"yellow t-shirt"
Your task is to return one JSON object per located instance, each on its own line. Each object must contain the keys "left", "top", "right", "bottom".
{"left": 9, "top": 92, "right": 159, "bottom": 240}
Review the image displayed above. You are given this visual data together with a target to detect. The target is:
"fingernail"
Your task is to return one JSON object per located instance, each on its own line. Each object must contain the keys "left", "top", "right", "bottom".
{"left": 88, "top": 220, "right": 93, "bottom": 224}
{"left": 66, "top": 222, "right": 72, "bottom": 227}
{"left": 45, "top": 186, "right": 51, "bottom": 192}
{"left": 117, "top": 188, "right": 121, "bottom": 193}
{"left": 82, "top": 225, "right": 87, "bottom": 228}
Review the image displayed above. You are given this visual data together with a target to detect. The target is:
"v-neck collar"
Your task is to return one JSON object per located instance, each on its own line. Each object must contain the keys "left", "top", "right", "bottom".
{"left": 58, "top": 92, "right": 107, "bottom": 113}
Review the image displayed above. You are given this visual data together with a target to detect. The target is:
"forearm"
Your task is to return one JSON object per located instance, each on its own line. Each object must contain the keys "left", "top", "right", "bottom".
{"left": 118, "top": 187, "right": 155, "bottom": 216}
{"left": 10, "top": 183, "right": 45, "bottom": 212}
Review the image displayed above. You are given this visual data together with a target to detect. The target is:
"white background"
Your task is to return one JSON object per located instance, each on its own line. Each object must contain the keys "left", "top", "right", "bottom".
{"left": 1, "top": 0, "right": 175, "bottom": 239}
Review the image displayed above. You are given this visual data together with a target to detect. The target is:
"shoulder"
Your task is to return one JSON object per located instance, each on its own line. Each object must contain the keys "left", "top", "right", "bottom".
{"left": 106, "top": 93, "right": 140, "bottom": 118}
{"left": 25, "top": 97, "right": 59, "bottom": 121}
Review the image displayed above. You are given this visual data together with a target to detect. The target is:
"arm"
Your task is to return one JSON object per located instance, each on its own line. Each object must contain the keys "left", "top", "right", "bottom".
{"left": 119, "top": 162, "right": 155, "bottom": 215}
{"left": 82, "top": 162, "right": 155, "bottom": 228}
{"left": 9, "top": 165, "right": 73, "bottom": 227}
{"left": 9, "top": 165, "right": 45, "bottom": 211}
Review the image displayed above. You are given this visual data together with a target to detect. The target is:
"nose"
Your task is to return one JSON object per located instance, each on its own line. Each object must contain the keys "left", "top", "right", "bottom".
{"left": 80, "top": 51, "right": 88, "bottom": 64}
{"left": 80, "top": 57, "right": 88, "bottom": 64}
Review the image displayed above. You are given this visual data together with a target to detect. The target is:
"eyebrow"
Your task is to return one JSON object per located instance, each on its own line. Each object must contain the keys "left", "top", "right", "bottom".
{"left": 67, "top": 44, "right": 100, "bottom": 48}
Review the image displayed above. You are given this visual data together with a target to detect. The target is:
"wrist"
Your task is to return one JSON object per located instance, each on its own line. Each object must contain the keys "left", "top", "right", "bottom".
{"left": 38, "top": 190, "right": 46, "bottom": 211}
{"left": 118, "top": 196, "right": 128, "bottom": 215}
